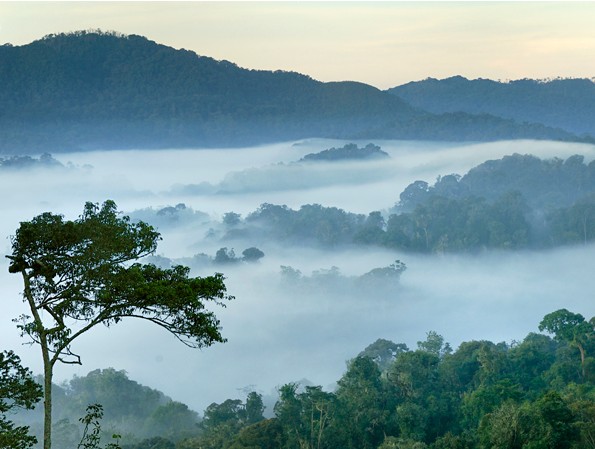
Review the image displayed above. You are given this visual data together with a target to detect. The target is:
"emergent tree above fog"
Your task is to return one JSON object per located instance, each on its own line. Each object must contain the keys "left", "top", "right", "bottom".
{"left": 6, "top": 200, "right": 232, "bottom": 449}
{"left": 539, "top": 309, "right": 595, "bottom": 379}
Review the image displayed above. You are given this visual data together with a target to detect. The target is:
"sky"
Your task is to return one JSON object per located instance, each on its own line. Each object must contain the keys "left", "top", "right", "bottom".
{"left": 1, "top": 1, "right": 594, "bottom": 89}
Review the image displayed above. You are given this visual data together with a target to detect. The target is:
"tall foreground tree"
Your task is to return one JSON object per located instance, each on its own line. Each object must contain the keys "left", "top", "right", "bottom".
{"left": 6, "top": 200, "right": 232, "bottom": 449}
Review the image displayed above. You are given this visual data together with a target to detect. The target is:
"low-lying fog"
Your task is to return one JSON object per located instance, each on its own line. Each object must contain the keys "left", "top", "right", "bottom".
{"left": 2, "top": 138, "right": 595, "bottom": 414}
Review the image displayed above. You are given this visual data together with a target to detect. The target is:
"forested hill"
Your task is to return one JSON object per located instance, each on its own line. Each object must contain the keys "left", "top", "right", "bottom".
{"left": 10, "top": 309, "right": 595, "bottom": 449}
{"left": 0, "top": 31, "right": 585, "bottom": 153}
{"left": 388, "top": 76, "right": 595, "bottom": 137}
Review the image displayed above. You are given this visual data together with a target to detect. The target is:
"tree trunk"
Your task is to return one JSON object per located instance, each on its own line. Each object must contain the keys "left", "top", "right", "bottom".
{"left": 23, "top": 271, "right": 53, "bottom": 449}
{"left": 578, "top": 343, "right": 586, "bottom": 380}
{"left": 42, "top": 342, "right": 53, "bottom": 449}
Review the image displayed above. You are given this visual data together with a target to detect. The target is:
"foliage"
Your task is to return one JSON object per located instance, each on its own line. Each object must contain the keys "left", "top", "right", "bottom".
{"left": 299, "top": 143, "right": 389, "bottom": 162}
{"left": 122, "top": 437, "right": 174, "bottom": 449}
{"left": 11, "top": 368, "right": 200, "bottom": 447}
{"left": 8, "top": 200, "right": 231, "bottom": 354}
{"left": 359, "top": 339, "right": 409, "bottom": 372}
{"left": 127, "top": 204, "right": 210, "bottom": 230}
{"left": 214, "top": 247, "right": 238, "bottom": 264}
{"left": 211, "top": 153, "right": 595, "bottom": 254}
{"left": 173, "top": 309, "right": 595, "bottom": 449}
{"left": 241, "top": 247, "right": 265, "bottom": 262}
{"left": 0, "top": 351, "right": 42, "bottom": 449}
{"left": 7, "top": 308, "right": 595, "bottom": 449}
{"left": 226, "top": 418, "right": 284, "bottom": 449}
{"left": 7, "top": 200, "right": 232, "bottom": 449}
{"left": 279, "top": 261, "right": 406, "bottom": 299}
{"left": 0, "top": 153, "right": 63, "bottom": 170}
{"left": 245, "top": 203, "right": 366, "bottom": 247}
{"left": 212, "top": 247, "right": 265, "bottom": 264}
{"left": 77, "top": 404, "right": 121, "bottom": 449}
{"left": 417, "top": 331, "right": 452, "bottom": 358}
{"left": 222, "top": 212, "right": 242, "bottom": 227}
{"left": 180, "top": 392, "right": 266, "bottom": 449}
{"left": 539, "top": 309, "right": 595, "bottom": 379}
{"left": 390, "top": 154, "right": 595, "bottom": 252}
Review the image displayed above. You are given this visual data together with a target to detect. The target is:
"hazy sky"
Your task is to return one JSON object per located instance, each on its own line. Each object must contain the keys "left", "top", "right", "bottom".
{"left": 1, "top": 1, "right": 594, "bottom": 89}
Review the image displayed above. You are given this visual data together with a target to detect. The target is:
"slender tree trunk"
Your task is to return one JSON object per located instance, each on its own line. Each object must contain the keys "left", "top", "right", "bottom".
{"left": 317, "top": 408, "right": 325, "bottom": 449}
{"left": 578, "top": 343, "right": 586, "bottom": 380}
{"left": 43, "top": 352, "right": 53, "bottom": 449}
{"left": 23, "top": 271, "right": 53, "bottom": 449}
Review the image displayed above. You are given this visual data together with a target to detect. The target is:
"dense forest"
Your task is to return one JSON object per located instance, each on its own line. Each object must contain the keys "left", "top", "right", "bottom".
{"left": 6, "top": 149, "right": 595, "bottom": 256}
{"left": 6, "top": 308, "right": 595, "bottom": 449}
{"left": 170, "top": 152, "right": 595, "bottom": 253}
{"left": 180, "top": 308, "right": 595, "bottom": 449}
{"left": 0, "top": 30, "right": 588, "bottom": 153}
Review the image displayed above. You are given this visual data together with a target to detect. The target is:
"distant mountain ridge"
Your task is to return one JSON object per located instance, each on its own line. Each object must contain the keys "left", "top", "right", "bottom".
{"left": 0, "top": 31, "right": 589, "bottom": 153}
{"left": 388, "top": 76, "right": 595, "bottom": 137}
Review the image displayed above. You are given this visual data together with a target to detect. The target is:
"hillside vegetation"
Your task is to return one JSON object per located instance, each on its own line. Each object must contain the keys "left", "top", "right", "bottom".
{"left": 204, "top": 152, "right": 595, "bottom": 253}
{"left": 9, "top": 309, "right": 595, "bottom": 449}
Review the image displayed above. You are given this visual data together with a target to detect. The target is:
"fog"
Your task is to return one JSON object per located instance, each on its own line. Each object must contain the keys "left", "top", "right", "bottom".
{"left": 2, "top": 138, "right": 595, "bottom": 414}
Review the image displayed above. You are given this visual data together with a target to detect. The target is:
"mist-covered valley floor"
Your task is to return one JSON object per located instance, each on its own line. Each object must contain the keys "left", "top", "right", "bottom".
{"left": 2, "top": 138, "right": 595, "bottom": 415}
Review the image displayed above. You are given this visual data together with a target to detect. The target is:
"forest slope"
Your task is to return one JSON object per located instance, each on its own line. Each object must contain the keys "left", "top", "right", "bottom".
{"left": 10, "top": 309, "right": 595, "bottom": 449}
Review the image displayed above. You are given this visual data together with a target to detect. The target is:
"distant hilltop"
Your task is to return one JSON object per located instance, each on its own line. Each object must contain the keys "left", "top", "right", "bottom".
{"left": 0, "top": 30, "right": 592, "bottom": 153}
{"left": 388, "top": 76, "right": 595, "bottom": 137}
{"left": 299, "top": 143, "right": 389, "bottom": 162}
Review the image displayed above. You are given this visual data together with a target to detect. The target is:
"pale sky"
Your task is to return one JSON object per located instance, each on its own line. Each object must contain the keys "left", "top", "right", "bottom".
{"left": 1, "top": 1, "right": 594, "bottom": 89}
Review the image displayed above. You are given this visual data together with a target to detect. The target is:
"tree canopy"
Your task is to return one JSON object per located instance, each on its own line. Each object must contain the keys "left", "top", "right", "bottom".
{"left": 7, "top": 200, "right": 232, "bottom": 449}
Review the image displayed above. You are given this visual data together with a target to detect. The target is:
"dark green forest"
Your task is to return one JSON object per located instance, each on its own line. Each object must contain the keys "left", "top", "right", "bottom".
{"left": 5, "top": 309, "right": 595, "bottom": 449}
{"left": 211, "top": 153, "right": 595, "bottom": 252}
{"left": 0, "top": 31, "right": 588, "bottom": 153}
{"left": 185, "top": 308, "right": 595, "bottom": 449}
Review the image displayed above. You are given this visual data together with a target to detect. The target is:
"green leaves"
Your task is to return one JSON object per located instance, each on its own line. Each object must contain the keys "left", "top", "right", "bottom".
{"left": 0, "top": 351, "right": 42, "bottom": 449}
{"left": 8, "top": 201, "right": 232, "bottom": 449}
{"left": 77, "top": 404, "right": 122, "bottom": 449}
{"left": 9, "top": 200, "right": 232, "bottom": 360}
{"left": 539, "top": 309, "right": 591, "bottom": 343}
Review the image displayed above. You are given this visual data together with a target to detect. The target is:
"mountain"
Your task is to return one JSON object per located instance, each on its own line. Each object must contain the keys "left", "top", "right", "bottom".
{"left": 0, "top": 31, "right": 587, "bottom": 153}
{"left": 388, "top": 75, "right": 595, "bottom": 137}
